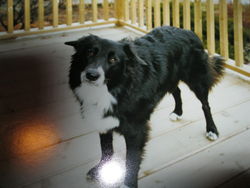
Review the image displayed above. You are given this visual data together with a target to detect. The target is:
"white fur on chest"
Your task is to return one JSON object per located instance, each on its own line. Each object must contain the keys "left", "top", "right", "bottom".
{"left": 74, "top": 82, "right": 119, "bottom": 133}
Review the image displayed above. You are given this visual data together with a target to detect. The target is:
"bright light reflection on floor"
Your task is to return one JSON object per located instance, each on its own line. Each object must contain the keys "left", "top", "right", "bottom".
{"left": 99, "top": 159, "right": 125, "bottom": 185}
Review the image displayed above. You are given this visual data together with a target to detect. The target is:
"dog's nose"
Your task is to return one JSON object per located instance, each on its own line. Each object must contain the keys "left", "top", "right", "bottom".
{"left": 86, "top": 69, "right": 100, "bottom": 81}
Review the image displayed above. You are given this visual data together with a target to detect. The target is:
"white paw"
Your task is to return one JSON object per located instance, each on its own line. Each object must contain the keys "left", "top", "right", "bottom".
{"left": 120, "top": 184, "right": 130, "bottom": 188}
{"left": 169, "top": 112, "right": 182, "bottom": 121}
{"left": 206, "top": 131, "right": 218, "bottom": 141}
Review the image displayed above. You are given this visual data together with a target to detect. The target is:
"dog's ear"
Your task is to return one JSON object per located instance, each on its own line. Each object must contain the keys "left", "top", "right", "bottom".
{"left": 123, "top": 44, "right": 147, "bottom": 66}
{"left": 64, "top": 40, "right": 78, "bottom": 48}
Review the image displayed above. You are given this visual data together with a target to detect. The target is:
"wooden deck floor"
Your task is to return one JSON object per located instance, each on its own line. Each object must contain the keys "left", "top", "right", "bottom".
{"left": 0, "top": 26, "right": 250, "bottom": 188}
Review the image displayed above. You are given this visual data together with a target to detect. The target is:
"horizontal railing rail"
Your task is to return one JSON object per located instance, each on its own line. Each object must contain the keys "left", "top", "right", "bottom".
{"left": 0, "top": 0, "right": 249, "bottom": 77}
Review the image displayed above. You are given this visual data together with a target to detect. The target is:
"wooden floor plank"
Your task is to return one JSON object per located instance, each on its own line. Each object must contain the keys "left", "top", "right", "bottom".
{"left": 218, "top": 168, "right": 250, "bottom": 188}
{"left": 19, "top": 100, "right": 250, "bottom": 188}
{"left": 139, "top": 129, "right": 250, "bottom": 188}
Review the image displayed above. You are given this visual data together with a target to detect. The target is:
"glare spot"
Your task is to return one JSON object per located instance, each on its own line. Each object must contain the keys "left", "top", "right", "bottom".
{"left": 99, "top": 160, "right": 125, "bottom": 185}
{"left": 3, "top": 121, "right": 59, "bottom": 164}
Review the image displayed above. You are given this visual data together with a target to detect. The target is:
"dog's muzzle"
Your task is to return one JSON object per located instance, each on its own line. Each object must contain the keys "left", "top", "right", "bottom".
{"left": 85, "top": 68, "right": 100, "bottom": 81}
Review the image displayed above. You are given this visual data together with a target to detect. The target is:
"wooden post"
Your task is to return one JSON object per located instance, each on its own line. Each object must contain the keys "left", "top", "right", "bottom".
{"left": 172, "top": 0, "right": 180, "bottom": 27}
{"left": 219, "top": 0, "right": 228, "bottom": 59}
{"left": 233, "top": 0, "right": 244, "bottom": 67}
{"left": 92, "top": 0, "right": 98, "bottom": 22}
{"left": 79, "top": 0, "right": 85, "bottom": 24}
{"left": 52, "top": 0, "right": 58, "bottom": 27}
{"left": 7, "top": 0, "right": 14, "bottom": 33}
{"left": 103, "top": 0, "right": 109, "bottom": 21}
{"left": 24, "top": 0, "right": 30, "bottom": 31}
{"left": 146, "top": 0, "right": 152, "bottom": 30}
{"left": 124, "top": 0, "right": 129, "bottom": 21}
{"left": 38, "top": 0, "right": 44, "bottom": 29}
{"left": 138, "top": 0, "right": 144, "bottom": 27}
{"left": 154, "top": 0, "right": 161, "bottom": 28}
{"left": 116, "top": 0, "right": 124, "bottom": 21}
{"left": 206, "top": 0, "right": 215, "bottom": 55}
{"left": 194, "top": 0, "right": 202, "bottom": 40}
{"left": 66, "top": 0, "right": 72, "bottom": 25}
{"left": 163, "top": 0, "right": 170, "bottom": 26}
{"left": 183, "top": 0, "right": 190, "bottom": 30}
{"left": 131, "top": 0, "right": 136, "bottom": 24}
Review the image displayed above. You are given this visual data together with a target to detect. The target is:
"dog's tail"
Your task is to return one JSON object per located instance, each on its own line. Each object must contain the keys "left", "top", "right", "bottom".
{"left": 208, "top": 55, "right": 225, "bottom": 88}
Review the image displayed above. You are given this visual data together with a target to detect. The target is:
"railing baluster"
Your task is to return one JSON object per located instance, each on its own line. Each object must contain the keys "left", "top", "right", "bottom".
{"left": 124, "top": 0, "right": 129, "bottom": 22}
{"left": 66, "top": 0, "right": 72, "bottom": 25}
{"left": 79, "top": 0, "right": 85, "bottom": 24}
{"left": 183, "top": 0, "right": 190, "bottom": 30}
{"left": 163, "top": 0, "right": 170, "bottom": 26}
{"left": 103, "top": 0, "right": 109, "bottom": 21}
{"left": 7, "top": 0, "right": 14, "bottom": 33}
{"left": 92, "top": 0, "right": 98, "bottom": 22}
{"left": 172, "top": 0, "right": 180, "bottom": 27}
{"left": 131, "top": 0, "right": 136, "bottom": 25}
{"left": 206, "top": 0, "right": 215, "bottom": 55}
{"left": 194, "top": 0, "right": 202, "bottom": 40}
{"left": 219, "top": 0, "right": 228, "bottom": 60}
{"left": 154, "top": 0, "right": 161, "bottom": 28}
{"left": 38, "top": 0, "right": 44, "bottom": 29}
{"left": 24, "top": 0, "right": 30, "bottom": 31}
{"left": 146, "top": 0, "right": 152, "bottom": 30}
{"left": 233, "top": 0, "right": 244, "bottom": 67}
{"left": 138, "top": 0, "right": 144, "bottom": 27}
{"left": 52, "top": 0, "right": 58, "bottom": 27}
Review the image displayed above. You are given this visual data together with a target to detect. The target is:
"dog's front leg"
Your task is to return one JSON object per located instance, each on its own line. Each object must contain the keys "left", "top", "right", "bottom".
{"left": 123, "top": 132, "right": 148, "bottom": 188}
{"left": 87, "top": 131, "right": 114, "bottom": 181}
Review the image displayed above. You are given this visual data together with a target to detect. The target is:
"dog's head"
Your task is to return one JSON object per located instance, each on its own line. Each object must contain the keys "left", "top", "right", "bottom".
{"left": 65, "top": 35, "right": 146, "bottom": 90}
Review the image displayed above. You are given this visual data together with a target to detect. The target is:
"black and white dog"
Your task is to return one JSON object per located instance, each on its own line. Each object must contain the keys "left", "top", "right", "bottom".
{"left": 65, "top": 26, "right": 225, "bottom": 188}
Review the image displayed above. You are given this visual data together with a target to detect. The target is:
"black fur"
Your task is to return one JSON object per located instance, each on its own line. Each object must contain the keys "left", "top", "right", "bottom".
{"left": 65, "top": 26, "right": 225, "bottom": 188}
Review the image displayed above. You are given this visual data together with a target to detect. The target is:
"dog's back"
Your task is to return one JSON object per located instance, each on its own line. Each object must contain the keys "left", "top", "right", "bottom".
{"left": 132, "top": 26, "right": 224, "bottom": 92}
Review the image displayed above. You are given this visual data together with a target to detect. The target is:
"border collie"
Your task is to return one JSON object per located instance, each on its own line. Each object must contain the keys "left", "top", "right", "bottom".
{"left": 65, "top": 26, "right": 225, "bottom": 188}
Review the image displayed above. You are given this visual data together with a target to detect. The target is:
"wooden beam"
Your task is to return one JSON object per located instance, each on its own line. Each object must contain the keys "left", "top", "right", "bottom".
{"left": 206, "top": 0, "right": 215, "bottom": 55}
{"left": 52, "top": 0, "right": 58, "bottom": 27}
{"left": 194, "top": 0, "right": 202, "bottom": 40}
{"left": 0, "top": 20, "right": 117, "bottom": 40}
{"left": 172, "top": 0, "right": 180, "bottom": 27}
{"left": 154, "top": 0, "right": 161, "bottom": 28}
{"left": 233, "top": 0, "right": 244, "bottom": 67}
{"left": 38, "top": 0, "right": 44, "bottom": 29}
{"left": 219, "top": 0, "right": 228, "bottom": 59}
{"left": 183, "top": 0, "right": 191, "bottom": 30}
{"left": 24, "top": 0, "right": 30, "bottom": 31}
{"left": 163, "top": 0, "right": 170, "bottom": 26}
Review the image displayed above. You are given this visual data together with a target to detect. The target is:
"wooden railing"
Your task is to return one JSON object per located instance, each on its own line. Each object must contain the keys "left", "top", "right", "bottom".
{"left": 0, "top": 0, "right": 249, "bottom": 77}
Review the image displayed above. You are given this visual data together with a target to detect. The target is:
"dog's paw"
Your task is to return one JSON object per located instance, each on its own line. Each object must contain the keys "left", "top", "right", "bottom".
{"left": 86, "top": 166, "right": 100, "bottom": 182}
{"left": 120, "top": 184, "right": 130, "bottom": 188}
{"left": 169, "top": 112, "right": 182, "bottom": 121}
{"left": 206, "top": 131, "right": 218, "bottom": 141}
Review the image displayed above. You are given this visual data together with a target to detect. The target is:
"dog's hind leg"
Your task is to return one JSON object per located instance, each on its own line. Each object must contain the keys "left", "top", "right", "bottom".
{"left": 87, "top": 131, "right": 114, "bottom": 181}
{"left": 169, "top": 87, "right": 183, "bottom": 121}
{"left": 190, "top": 85, "right": 219, "bottom": 141}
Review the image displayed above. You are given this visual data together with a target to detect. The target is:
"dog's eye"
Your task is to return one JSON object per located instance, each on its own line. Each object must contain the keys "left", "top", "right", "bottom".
{"left": 87, "top": 49, "right": 95, "bottom": 57}
{"left": 109, "top": 57, "right": 117, "bottom": 64}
